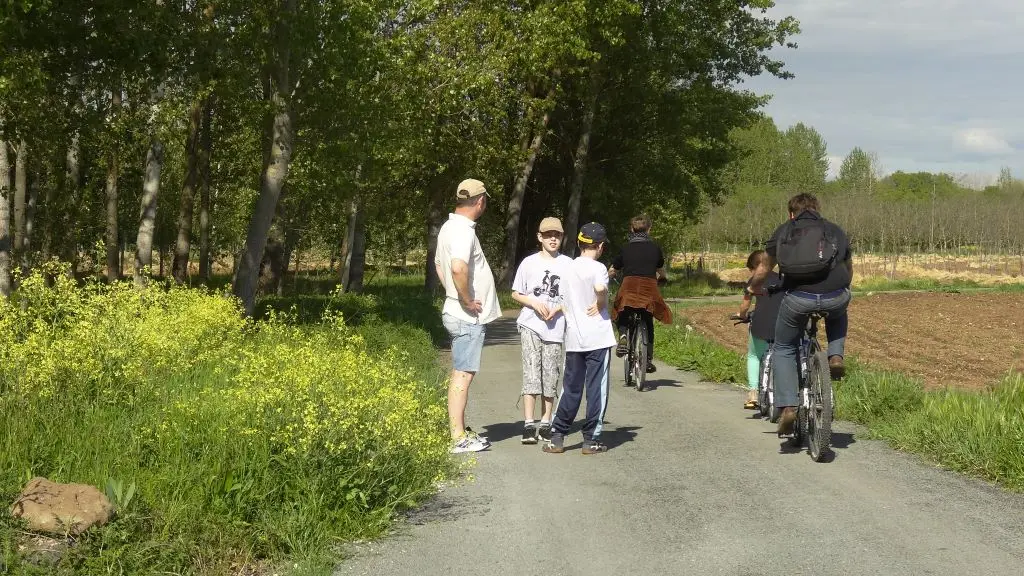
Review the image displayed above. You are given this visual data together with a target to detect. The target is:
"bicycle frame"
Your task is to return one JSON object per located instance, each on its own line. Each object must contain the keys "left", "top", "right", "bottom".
{"left": 798, "top": 316, "right": 822, "bottom": 407}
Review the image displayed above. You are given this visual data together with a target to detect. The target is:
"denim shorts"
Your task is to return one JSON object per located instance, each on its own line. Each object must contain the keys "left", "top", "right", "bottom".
{"left": 442, "top": 313, "right": 487, "bottom": 373}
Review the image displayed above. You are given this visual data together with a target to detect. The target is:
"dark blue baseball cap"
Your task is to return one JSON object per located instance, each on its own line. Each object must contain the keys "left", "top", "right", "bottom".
{"left": 578, "top": 222, "right": 607, "bottom": 245}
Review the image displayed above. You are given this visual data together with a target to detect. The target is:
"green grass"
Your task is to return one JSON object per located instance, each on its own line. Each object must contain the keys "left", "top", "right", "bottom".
{"left": 659, "top": 271, "right": 741, "bottom": 299}
{"left": 653, "top": 322, "right": 746, "bottom": 384}
{"left": 0, "top": 269, "right": 453, "bottom": 575}
{"left": 654, "top": 314, "right": 1024, "bottom": 492}
{"left": 852, "top": 276, "right": 1024, "bottom": 294}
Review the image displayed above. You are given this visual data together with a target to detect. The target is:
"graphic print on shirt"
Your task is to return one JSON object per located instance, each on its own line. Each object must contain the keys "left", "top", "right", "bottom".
{"left": 532, "top": 270, "right": 561, "bottom": 299}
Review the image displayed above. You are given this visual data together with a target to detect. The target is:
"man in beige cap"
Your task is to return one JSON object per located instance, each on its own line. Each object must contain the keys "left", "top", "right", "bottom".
{"left": 510, "top": 217, "right": 572, "bottom": 444}
{"left": 435, "top": 178, "right": 501, "bottom": 454}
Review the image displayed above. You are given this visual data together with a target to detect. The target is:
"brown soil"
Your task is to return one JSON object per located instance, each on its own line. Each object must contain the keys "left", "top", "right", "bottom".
{"left": 681, "top": 292, "right": 1024, "bottom": 390}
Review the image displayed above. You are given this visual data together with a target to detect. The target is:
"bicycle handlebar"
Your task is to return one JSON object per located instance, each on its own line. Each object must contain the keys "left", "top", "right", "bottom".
{"left": 729, "top": 313, "right": 750, "bottom": 326}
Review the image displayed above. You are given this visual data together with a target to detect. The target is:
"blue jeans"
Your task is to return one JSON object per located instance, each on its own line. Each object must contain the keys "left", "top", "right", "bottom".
{"left": 442, "top": 313, "right": 487, "bottom": 373}
{"left": 772, "top": 289, "right": 851, "bottom": 407}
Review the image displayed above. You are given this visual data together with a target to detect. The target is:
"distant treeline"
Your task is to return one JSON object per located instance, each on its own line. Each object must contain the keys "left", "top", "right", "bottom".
{"left": 659, "top": 118, "right": 1024, "bottom": 256}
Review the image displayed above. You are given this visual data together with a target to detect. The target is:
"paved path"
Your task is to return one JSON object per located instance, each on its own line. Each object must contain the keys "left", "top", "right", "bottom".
{"left": 338, "top": 317, "right": 1024, "bottom": 576}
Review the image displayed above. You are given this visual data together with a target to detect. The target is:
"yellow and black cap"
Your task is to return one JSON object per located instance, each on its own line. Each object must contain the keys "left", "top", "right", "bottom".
{"left": 578, "top": 222, "right": 607, "bottom": 245}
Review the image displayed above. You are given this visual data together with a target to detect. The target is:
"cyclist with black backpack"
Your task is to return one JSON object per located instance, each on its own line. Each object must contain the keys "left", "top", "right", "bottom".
{"left": 748, "top": 193, "right": 852, "bottom": 437}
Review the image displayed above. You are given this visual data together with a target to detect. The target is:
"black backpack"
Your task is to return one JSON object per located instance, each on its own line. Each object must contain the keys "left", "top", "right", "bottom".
{"left": 775, "top": 213, "right": 838, "bottom": 281}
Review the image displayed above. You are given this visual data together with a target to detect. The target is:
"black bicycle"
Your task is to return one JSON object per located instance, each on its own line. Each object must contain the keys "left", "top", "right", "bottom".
{"left": 790, "top": 312, "right": 834, "bottom": 462}
{"left": 619, "top": 307, "right": 651, "bottom": 391}
{"left": 734, "top": 310, "right": 832, "bottom": 461}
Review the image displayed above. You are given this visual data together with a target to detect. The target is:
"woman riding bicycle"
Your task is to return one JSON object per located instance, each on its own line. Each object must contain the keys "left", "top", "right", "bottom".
{"left": 609, "top": 214, "right": 672, "bottom": 373}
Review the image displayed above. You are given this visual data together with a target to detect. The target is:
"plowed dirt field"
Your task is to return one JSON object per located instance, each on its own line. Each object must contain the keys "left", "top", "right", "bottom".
{"left": 681, "top": 292, "right": 1024, "bottom": 389}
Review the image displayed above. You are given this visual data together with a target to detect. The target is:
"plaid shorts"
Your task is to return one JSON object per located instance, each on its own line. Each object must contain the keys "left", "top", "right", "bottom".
{"left": 519, "top": 327, "right": 563, "bottom": 397}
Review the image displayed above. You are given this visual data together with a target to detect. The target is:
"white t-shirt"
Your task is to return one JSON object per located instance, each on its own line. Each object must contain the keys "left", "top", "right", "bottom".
{"left": 562, "top": 257, "right": 616, "bottom": 352}
{"left": 434, "top": 213, "right": 501, "bottom": 324}
{"left": 512, "top": 252, "right": 573, "bottom": 343}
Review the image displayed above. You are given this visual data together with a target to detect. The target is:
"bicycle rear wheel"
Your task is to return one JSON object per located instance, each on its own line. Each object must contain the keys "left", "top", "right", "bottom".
{"left": 623, "top": 325, "right": 634, "bottom": 387}
{"left": 633, "top": 322, "right": 649, "bottom": 392}
{"left": 758, "top": 351, "right": 773, "bottom": 418}
{"left": 807, "top": 351, "right": 833, "bottom": 462}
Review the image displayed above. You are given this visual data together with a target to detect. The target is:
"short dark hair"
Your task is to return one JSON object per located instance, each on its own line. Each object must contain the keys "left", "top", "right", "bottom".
{"left": 788, "top": 193, "right": 820, "bottom": 215}
{"left": 456, "top": 194, "right": 484, "bottom": 209}
{"left": 630, "top": 214, "right": 652, "bottom": 232}
{"left": 746, "top": 249, "right": 769, "bottom": 270}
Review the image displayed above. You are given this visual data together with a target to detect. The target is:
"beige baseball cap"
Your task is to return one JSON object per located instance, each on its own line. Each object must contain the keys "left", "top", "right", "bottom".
{"left": 538, "top": 217, "right": 563, "bottom": 233}
{"left": 456, "top": 178, "right": 490, "bottom": 199}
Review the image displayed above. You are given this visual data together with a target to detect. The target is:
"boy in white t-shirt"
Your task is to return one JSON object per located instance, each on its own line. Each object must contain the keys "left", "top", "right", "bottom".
{"left": 543, "top": 222, "right": 616, "bottom": 455}
{"left": 511, "top": 217, "right": 573, "bottom": 445}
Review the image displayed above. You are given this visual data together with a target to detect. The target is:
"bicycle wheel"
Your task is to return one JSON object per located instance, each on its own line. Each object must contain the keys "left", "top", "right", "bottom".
{"left": 758, "top": 351, "right": 773, "bottom": 418}
{"left": 807, "top": 351, "right": 833, "bottom": 462}
{"left": 633, "top": 321, "right": 648, "bottom": 392}
{"left": 623, "top": 324, "right": 634, "bottom": 387}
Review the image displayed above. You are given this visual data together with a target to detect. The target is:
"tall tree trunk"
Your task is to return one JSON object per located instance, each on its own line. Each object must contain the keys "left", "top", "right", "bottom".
{"left": 564, "top": 67, "right": 600, "bottom": 257}
{"left": 41, "top": 159, "right": 56, "bottom": 263}
{"left": 24, "top": 171, "right": 37, "bottom": 273}
{"left": 498, "top": 89, "right": 554, "bottom": 287}
{"left": 258, "top": 192, "right": 288, "bottom": 297}
{"left": 13, "top": 139, "right": 27, "bottom": 262}
{"left": 347, "top": 206, "right": 367, "bottom": 293}
{"left": 61, "top": 133, "right": 81, "bottom": 271}
{"left": 338, "top": 197, "right": 359, "bottom": 290}
{"left": 135, "top": 139, "right": 164, "bottom": 286}
{"left": 106, "top": 88, "right": 122, "bottom": 282}
{"left": 0, "top": 136, "right": 11, "bottom": 297}
{"left": 173, "top": 99, "right": 203, "bottom": 283}
{"left": 233, "top": 0, "right": 296, "bottom": 316}
{"left": 198, "top": 96, "right": 213, "bottom": 282}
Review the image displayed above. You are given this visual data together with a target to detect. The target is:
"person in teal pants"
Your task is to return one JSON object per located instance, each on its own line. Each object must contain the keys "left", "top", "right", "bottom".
{"left": 737, "top": 250, "right": 783, "bottom": 410}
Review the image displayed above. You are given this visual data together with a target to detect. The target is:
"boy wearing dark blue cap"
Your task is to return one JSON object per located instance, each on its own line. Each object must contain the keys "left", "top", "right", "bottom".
{"left": 543, "top": 222, "right": 616, "bottom": 455}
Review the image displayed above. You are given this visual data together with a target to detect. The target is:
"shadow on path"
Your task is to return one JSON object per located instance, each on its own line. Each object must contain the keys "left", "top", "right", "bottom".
{"left": 484, "top": 320, "right": 520, "bottom": 347}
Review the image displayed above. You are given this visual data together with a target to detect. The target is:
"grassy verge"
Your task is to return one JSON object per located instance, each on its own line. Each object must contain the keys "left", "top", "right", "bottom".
{"left": 654, "top": 316, "right": 1024, "bottom": 492}
{"left": 0, "top": 268, "right": 453, "bottom": 575}
{"left": 852, "top": 276, "right": 1024, "bottom": 294}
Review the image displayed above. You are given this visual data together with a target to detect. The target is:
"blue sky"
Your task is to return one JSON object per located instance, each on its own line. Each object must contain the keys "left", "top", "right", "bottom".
{"left": 743, "top": 1, "right": 1023, "bottom": 185}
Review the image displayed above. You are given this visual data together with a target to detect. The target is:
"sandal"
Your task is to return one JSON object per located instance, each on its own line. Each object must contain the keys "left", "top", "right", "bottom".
{"left": 744, "top": 399, "right": 759, "bottom": 410}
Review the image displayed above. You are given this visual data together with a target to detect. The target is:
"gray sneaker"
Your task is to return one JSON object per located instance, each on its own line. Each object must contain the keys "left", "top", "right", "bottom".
{"left": 542, "top": 433, "right": 564, "bottom": 454}
{"left": 521, "top": 422, "right": 538, "bottom": 444}
{"left": 582, "top": 440, "right": 608, "bottom": 455}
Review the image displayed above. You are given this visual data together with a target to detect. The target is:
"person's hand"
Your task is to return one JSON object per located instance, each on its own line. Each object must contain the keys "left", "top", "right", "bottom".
{"left": 462, "top": 299, "right": 483, "bottom": 315}
{"left": 532, "top": 300, "right": 551, "bottom": 320}
{"left": 539, "top": 304, "right": 560, "bottom": 321}
{"left": 586, "top": 302, "right": 600, "bottom": 316}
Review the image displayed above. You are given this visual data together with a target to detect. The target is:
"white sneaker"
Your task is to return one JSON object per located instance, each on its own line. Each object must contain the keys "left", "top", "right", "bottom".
{"left": 465, "top": 427, "right": 490, "bottom": 445}
{"left": 451, "top": 434, "right": 489, "bottom": 454}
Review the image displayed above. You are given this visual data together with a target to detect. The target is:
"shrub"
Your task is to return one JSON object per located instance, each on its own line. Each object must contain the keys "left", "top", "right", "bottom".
{"left": 0, "top": 268, "right": 453, "bottom": 574}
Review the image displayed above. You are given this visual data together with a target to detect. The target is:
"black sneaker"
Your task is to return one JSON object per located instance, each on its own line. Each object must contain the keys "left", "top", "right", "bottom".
{"left": 542, "top": 433, "right": 565, "bottom": 453}
{"left": 615, "top": 335, "right": 628, "bottom": 357}
{"left": 582, "top": 440, "right": 608, "bottom": 455}
{"left": 521, "top": 422, "right": 538, "bottom": 445}
{"left": 537, "top": 422, "right": 552, "bottom": 441}
{"left": 646, "top": 362, "right": 657, "bottom": 374}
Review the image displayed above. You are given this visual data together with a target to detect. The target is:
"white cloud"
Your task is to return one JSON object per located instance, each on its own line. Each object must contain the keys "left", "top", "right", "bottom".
{"left": 744, "top": 1, "right": 1024, "bottom": 178}
{"left": 954, "top": 128, "right": 1014, "bottom": 155}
